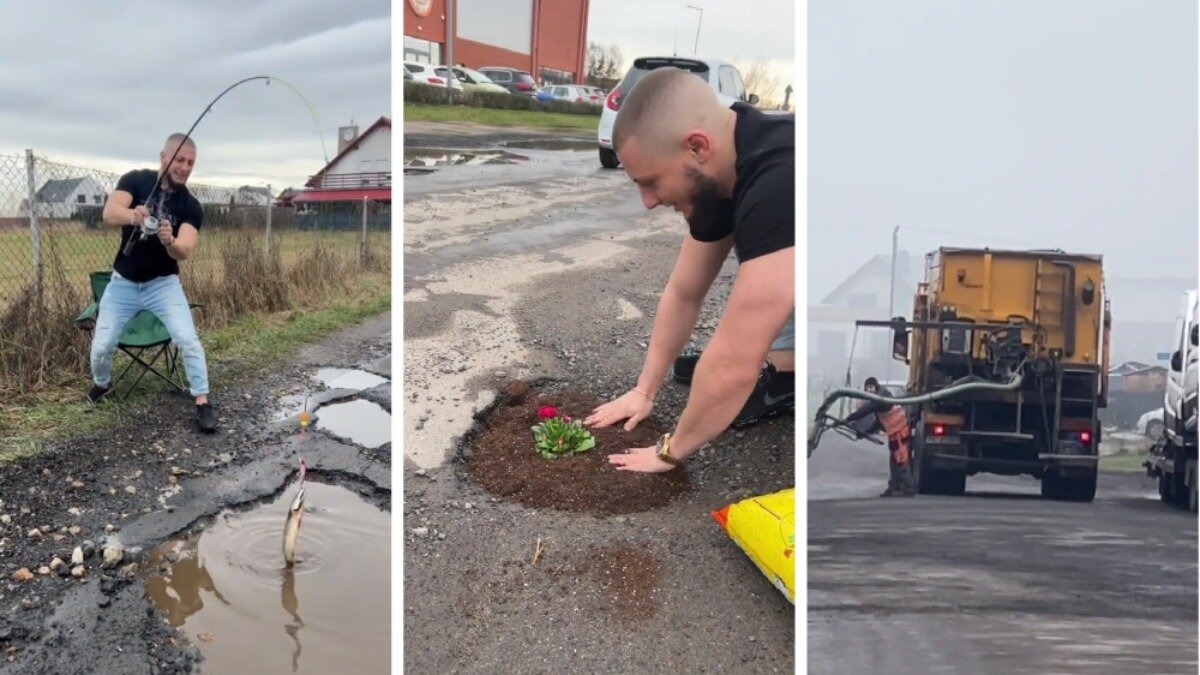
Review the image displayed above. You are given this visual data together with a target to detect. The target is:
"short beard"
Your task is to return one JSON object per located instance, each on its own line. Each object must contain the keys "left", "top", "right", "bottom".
{"left": 683, "top": 166, "right": 732, "bottom": 236}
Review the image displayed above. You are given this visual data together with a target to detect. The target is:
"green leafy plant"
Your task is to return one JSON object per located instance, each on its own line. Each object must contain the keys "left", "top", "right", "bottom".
{"left": 532, "top": 416, "right": 596, "bottom": 459}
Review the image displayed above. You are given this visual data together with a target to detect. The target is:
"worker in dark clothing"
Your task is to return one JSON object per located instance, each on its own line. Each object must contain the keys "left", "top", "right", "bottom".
{"left": 844, "top": 377, "right": 915, "bottom": 497}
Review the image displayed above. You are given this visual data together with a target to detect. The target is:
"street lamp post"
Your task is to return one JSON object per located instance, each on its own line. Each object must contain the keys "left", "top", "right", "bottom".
{"left": 685, "top": 5, "right": 703, "bottom": 55}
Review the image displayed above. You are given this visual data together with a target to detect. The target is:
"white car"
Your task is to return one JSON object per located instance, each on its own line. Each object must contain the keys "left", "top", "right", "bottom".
{"left": 1138, "top": 408, "right": 1166, "bottom": 438}
{"left": 403, "top": 61, "right": 463, "bottom": 91}
{"left": 597, "top": 56, "right": 759, "bottom": 169}
{"left": 545, "top": 84, "right": 602, "bottom": 105}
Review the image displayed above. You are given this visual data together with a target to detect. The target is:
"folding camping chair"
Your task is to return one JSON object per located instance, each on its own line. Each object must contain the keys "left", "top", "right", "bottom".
{"left": 73, "top": 271, "right": 203, "bottom": 399}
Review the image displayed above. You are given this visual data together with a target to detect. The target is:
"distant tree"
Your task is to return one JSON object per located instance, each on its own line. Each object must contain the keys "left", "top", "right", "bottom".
{"left": 739, "top": 60, "right": 784, "bottom": 109}
{"left": 587, "top": 42, "right": 624, "bottom": 88}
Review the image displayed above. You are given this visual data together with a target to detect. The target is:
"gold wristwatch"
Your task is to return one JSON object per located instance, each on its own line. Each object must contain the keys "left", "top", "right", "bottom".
{"left": 656, "top": 433, "right": 682, "bottom": 467}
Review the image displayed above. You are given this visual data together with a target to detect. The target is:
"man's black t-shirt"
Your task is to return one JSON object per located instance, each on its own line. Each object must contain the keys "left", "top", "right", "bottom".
{"left": 112, "top": 169, "right": 204, "bottom": 282}
{"left": 689, "top": 103, "right": 794, "bottom": 263}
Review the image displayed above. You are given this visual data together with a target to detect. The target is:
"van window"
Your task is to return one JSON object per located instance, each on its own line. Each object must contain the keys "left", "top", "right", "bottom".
{"left": 613, "top": 58, "right": 709, "bottom": 109}
{"left": 718, "top": 66, "right": 737, "bottom": 96}
{"left": 730, "top": 67, "right": 746, "bottom": 100}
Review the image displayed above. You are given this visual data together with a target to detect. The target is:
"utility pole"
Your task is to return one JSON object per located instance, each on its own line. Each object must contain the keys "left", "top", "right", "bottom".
{"left": 686, "top": 5, "right": 703, "bottom": 55}
{"left": 445, "top": 0, "right": 457, "bottom": 102}
{"left": 887, "top": 226, "right": 899, "bottom": 379}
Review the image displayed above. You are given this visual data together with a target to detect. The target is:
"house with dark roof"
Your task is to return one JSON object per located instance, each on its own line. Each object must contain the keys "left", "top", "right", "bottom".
{"left": 293, "top": 116, "right": 391, "bottom": 206}
{"left": 234, "top": 185, "right": 274, "bottom": 206}
{"left": 34, "top": 177, "right": 106, "bottom": 219}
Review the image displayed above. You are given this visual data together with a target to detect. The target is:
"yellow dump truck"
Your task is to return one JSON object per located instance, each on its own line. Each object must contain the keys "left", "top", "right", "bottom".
{"left": 879, "top": 247, "right": 1111, "bottom": 500}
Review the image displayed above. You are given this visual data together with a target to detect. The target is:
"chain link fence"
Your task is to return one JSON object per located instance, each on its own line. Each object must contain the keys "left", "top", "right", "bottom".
{"left": 0, "top": 150, "right": 391, "bottom": 396}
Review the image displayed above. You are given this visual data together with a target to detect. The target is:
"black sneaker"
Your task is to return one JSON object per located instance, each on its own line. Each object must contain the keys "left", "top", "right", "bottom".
{"left": 196, "top": 403, "right": 219, "bottom": 434}
{"left": 730, "top": 363, "right": 795, "bottom": 430}
{"left": 85, "top": 384, "right": 112, "bottom": 404}
{"left": 671, "top": 348, "right": 702, "bottom": 385}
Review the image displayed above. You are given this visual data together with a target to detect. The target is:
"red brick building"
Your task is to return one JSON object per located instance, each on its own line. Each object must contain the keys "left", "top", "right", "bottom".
{"left": 403, "top": 0, "right": 590, "bottom": 86}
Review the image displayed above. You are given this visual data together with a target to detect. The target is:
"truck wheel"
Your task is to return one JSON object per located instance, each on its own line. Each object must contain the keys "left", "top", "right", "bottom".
{"left": 599, "top": 147, "right": 620, "bottom": 169}
{"left": 914, "top": 424, "right": 966, "bottom": 496}
{"left": 1159, "top": 473, "right": 1175, "bottom": 503}
{"left": 1042, "top": 467, "right": 1097, "bottom": 502}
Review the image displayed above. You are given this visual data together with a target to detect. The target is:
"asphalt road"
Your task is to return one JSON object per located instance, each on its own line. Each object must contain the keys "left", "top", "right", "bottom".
{"left": 403, "top": 124, "right": 796, "bottom": 673}
{"left": 808, "top": 434, "right": 1198, "bottom": 674}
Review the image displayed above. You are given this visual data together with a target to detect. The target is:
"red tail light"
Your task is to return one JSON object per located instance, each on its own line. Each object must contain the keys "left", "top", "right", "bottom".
{"left": 428, "top": 77, "right": 445, "bottom": 85}
{"left": 606, "top": 88, "right": 621, "bottom": 111}
{"left": 1080, "top": 431, "right": 1092, "bottom": 444}
{"left": 517, "top": 82, "right": 530, "bottom": 91}
{"left": 932, "top": 424, "right": 945, "bottom": 437}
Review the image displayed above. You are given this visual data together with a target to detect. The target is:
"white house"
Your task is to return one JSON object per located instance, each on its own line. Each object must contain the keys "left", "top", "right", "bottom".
{"left": 233, "top": 186, "right": 273, "bottom": 206}
{"left": 34, "top": 177, "right": 106, "bottom": 219}
{"left": 808, "top": 250, "right": 921, "bottom": 389}
{"left": 294, "top": 116, "right": 392, "bottom": 206}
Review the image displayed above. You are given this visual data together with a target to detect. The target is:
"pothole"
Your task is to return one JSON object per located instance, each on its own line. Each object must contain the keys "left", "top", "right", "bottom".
{"left": 501, "top": 138, "right": 594, "bottom": 151}
{"left": 314, "top": 368, "right": 388, "bottom": 391}
{"left": 144, "top": 481, "right": 389, "bottom": 674}
{"left": 315, "top": 399, "right": 391, "bottom": 448}
{"left": 464, "top": 382, "right": 691, "bottom": 514}
{"left": 404, "top": 148, "right": 528, "bottom": 168}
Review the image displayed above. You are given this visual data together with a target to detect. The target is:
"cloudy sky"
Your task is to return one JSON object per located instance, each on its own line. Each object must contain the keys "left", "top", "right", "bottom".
{"left": 588, "top": 0, "right": 795, "bottom": 100}
{"left": 0, "top": 0, "right": 389, "bottom": 195}
{"left": 810, "top": 0, "right": 1197, "bottom": 300}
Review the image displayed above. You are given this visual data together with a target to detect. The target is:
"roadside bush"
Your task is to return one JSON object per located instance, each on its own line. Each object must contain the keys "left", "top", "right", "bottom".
{"left": 538, "top": 99, "right": 602, "bottom": 116}
{"left": 462, "top": 90, "right": 537, "bottom": 111}
{"left": 404, "top": 81, "right": 460, "bottom": 105}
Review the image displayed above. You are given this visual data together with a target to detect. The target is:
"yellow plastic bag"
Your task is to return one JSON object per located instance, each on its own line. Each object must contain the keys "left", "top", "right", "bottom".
{"left": 711, "top": 488, "right": 795, "bottom": 604}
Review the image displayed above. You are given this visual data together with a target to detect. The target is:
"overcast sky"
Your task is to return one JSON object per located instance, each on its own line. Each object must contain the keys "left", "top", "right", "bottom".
{"left": 810, "top": 0, "right": 1198, "bottom": 301}
{"left": 0, "top": 0, "right": 389, "bottom": 194}
{"left": 588, "top": 0, "right": 795, "bottom": 99}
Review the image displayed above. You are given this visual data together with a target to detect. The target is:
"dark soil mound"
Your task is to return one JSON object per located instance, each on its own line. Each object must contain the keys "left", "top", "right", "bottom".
{"left": 466, "top": 387, "right": 690, "bottom": 514}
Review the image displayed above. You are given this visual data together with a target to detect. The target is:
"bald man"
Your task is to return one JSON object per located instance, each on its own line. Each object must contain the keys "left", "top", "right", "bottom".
{"left": 88, "top": 133, "right": 218, "bottom": 433}
{"left": 585, "top": 67, "right": 794, "bottom": 473}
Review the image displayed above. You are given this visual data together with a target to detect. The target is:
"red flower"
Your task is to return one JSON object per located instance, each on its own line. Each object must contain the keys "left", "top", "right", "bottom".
{"left": 538, "top": 406, "right": 558, "bottom": 420}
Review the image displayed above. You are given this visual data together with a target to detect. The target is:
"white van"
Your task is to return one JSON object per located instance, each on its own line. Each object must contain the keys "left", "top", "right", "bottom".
{"left": 1165, "top": 290, "right": 1199, "bottom": 441}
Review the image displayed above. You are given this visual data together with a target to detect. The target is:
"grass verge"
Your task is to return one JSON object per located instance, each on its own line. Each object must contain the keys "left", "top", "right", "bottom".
{"left": 404, "top": 104, "right": 600, "bottom": 132}
{"left": 0, "top": 272, "right": 388, "bottom": 458}
{"left": 1098, "top": 453, "right": 1149, "bottom": 473}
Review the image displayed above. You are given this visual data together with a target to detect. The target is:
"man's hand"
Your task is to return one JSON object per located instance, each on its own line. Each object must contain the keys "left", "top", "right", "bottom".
{"left": 130, "top": 205, "right": 150, "bottom": 226}
{"left": 585, "top": 390, "right": 653, "bottom": 431}
{"left": 156, "top": 218, "right": 174, "bottom": 247}
{"left": 607, "top": 446, "right": 675, "bottom": 473}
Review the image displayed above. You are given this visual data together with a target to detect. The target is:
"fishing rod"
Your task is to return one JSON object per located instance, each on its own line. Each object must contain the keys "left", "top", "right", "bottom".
{"left": 124, "top": 75, "right": 329, "bottom": 255}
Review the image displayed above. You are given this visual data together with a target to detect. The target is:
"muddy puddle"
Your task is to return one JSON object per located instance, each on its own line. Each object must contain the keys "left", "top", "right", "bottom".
{"left": 501, "top": 138, "right": 594, "bottom": 151}
{"left": 314, "top": 399, "right": 391, "bottom": 448}
{"left": 144, "top": 481, "right": 389, "bottom": 674}
{"left": 272, "top": 369, "right": 389, "bottom": 422}
{"left": 404, "top": 148, "right": 528, "bottom": 170}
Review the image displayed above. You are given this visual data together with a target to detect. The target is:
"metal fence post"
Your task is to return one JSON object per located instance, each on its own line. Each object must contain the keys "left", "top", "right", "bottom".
{"left": 24, "top": 149, "right": 42, "bottom": 299}
{"left": 360, "top": 196, "right": 368, "bottom": 266}
{"left": 265, "top": 183, "right": 273, "bottom": 258}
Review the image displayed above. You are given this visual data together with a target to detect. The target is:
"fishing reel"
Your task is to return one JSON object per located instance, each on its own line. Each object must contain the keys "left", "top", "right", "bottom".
{"left": 122, "top": 191, "right": 168, "bottom": 255}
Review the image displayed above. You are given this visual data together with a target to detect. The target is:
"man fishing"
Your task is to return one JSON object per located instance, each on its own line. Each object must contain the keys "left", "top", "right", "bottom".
{"left": 843, "top": 377, "right": 915, "bottom": 497}
{"left": 88, "top": 133, "right": 218, "bottom": 433}
{"left": 584, "top": 67, "right": 795, "bottom": 472}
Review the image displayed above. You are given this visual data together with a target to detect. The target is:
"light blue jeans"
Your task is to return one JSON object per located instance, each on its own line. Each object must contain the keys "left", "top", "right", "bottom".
{"left": 770, "top": 310, "right": 795, "bottom": 352}
{"left": 90, "top": 272, "right": 209, "bottom": 397}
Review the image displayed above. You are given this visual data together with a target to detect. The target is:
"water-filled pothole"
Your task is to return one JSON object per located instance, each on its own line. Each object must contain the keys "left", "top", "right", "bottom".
{"left": 315, "top": 399, "right": 390, "bottom": 448}
{"left": 404, "top": 149, "right": 528, "bottom": 168}
{"left": 314, "top": 368, "right": 388, "bottom": 391}
{"left": 501, "top": 138, "right": 594, "bottom": 151}
{"left": 144, "top": 481, "right": 389, "bottom": 674}
{"left": 465, "top": 382, "right": 691, "bottom": 514}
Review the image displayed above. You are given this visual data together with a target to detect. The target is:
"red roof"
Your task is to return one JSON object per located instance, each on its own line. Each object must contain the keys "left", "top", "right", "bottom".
{"left": 291, "top": 188, "right": 391, "bottom": 203}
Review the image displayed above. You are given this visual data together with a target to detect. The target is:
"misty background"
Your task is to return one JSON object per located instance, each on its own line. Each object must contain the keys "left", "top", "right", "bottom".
{"left": 809, "top": 0, "right": 1198, "bottom": 388}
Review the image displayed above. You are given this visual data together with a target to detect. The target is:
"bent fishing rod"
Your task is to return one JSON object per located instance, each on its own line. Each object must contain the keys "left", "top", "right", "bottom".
{"left": 124, "top": 75, "right": 328, "bottom": 255}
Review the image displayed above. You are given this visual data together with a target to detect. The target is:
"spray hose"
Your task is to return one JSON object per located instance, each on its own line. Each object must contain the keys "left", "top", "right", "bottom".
{"left": 807, "top": 370, "right": 1025, "bottom": 456}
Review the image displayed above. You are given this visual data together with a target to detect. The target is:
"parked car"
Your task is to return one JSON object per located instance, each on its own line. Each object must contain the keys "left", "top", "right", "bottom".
{"left": 478, "top": 67, "right": 540, "bottom": 97}
{"left": 583, "top": 85, "right": 607, "bottom": 99}
{"left": 404, "top": 62, "right": 462, "bottom": 90}
{"left": 597, "top": 56, "right": 759, "bottom": 169}
{"left": 1138, "top": 408, "right": 1166, "bottom": 438}
{"left": 545, "top": 84, "right": 602, "bottom": 105}
{"left": 448, "top": 67, "right": 508, "bottom": 95}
